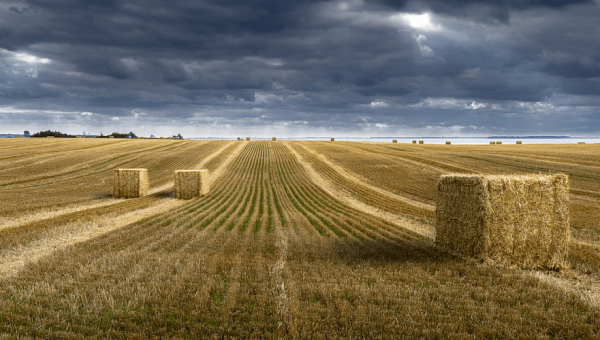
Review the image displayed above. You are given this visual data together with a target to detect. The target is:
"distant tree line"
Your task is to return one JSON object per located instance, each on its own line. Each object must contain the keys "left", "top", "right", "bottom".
{"left": 96, "top": 131, "right": 137, "bottom": 138}
{"left": 31, "top": 130, "right": 76, "bottom": 138}
{"left": 29, "top": 130, "right": 181, "bottom": 139}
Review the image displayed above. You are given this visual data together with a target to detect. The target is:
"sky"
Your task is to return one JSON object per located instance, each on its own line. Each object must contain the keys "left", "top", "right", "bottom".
{"left": 1, "top": 0, "right": 599, "bottom": 137}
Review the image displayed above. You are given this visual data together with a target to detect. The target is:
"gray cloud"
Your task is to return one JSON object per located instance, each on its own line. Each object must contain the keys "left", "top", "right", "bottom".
{"left": 0, "top": 0, "right": 599, "bottom": 136}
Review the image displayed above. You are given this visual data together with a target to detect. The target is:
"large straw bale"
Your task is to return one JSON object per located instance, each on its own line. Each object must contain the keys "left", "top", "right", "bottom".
{"left": 330, "top": 137, "right": 335, "bottom": 141}
{"left": 516, "top": 141, "right": 522, "bottom": 144}
{"left": 14, "top": 136, "right": 23, "bottom": 138}
{"left": 272, "top": 137, "right": 276, "bottom": 141}
{"left": 446, "top": 141, "right": 451, "bottom": 145}
{"left": 392, "top": 139, "right": 397, "bottom": 143}
{"left": 109, "top": 136, "right": 115, "bottom": 139}
{"left": 496, "top": 141, "right": 502, "bottom": 145}
{"left": 412, "top": 140, "right": 416, "bottom": 144}
{"left": 418, "top": 140, "right": 424, "bottom": 144}
{"left": 435, "top": 174, "right": 569, "bottom": 269}
{"left": 578, "top": 142, "right": 585, "bottom": 144}
{"left": 246, "top": 137, "right": 251, "bottom": 141}
{"left": 47, "top": 136, "right": 54, "bottom": 138}
{"left": 490, "top": 141, "right": 495, "bottom": 145}
{"left": 174, "top": 170, "right": 210, "bottom": 199}
{"left": 76, "top": 136, "right": 83, "bottom": 138}
{"left": 113, "top": 169, "right": 149, "bottom": 198}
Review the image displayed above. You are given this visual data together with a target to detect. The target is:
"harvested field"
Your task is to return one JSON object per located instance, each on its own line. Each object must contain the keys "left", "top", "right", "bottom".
{"left": 0, "top": 139, "right": 599, "bottom": 338}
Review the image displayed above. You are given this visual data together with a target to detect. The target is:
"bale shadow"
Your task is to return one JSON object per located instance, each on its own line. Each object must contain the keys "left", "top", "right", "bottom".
{"left": 93, "top": 192, "right": 113, "bottom": 199}
{"left": 153, "top": 190, "right": 174, "bottom": 199}
{"left": 290, "top": 236, "right": 458, "bottom": 266}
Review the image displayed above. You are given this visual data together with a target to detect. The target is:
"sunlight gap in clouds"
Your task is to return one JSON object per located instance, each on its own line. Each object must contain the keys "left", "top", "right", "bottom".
{"left": 390, "top": 12, "right": 441, "bottom": 32}
{"left": 14, "top": 52, "right": 51, "bottom": 64}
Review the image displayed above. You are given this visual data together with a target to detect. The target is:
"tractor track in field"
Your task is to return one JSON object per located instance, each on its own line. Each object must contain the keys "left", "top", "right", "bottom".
{"left": 295, "top": 143, "right": 436, "bottom": 213}
{"left": 284, "top": 142, "right": 436, "bottom": 240}
{"left": 0, "top": 199, "right": 183, "bottom": 279}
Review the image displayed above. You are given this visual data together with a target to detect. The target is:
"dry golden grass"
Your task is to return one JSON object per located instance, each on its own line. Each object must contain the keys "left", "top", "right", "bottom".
{"left": 0, "top": 140, "right": 599, "bottom": 338}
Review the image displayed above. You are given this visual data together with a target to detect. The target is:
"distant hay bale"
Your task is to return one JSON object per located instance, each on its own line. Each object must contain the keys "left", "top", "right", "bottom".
{"left": 167, "top": 137, "right": 173, "bottom": 139}
{"left": 412, "top": 140, "right": 416, "bottom": 144}
{"left": 108, "top": 136, "right": 115, "bottom": 139}
{"left": 435, "top": 174, "right": 569, "bottom": 269}
{"left": 516, "top": 141, "right": 522, "bottom": 144}
{"left": 418, "top": 140, "right": 424, "bottom": 144}
{"left": 160, "top": 137, "right": 164, "bottom": 139}
{"left": 76, "top": 136, "right": 83, "bottom": 138}
{"left": 113, "top": 169, "right": 149, "bottom": 198}
{"left": 446, "top": 141, "right": 451, "bottom": 145}
{"left": 174, "top": 170, "right": 210, "bottom": 199}
{"left": 490, "top": 141, "right": 495, "bottom": 145}
{"left": 272, "top": 137, "right": 276, "bottom": 141}
{"left": 246, "top": 137, "right": 251, "bottom": 141}
{"left": 578, "top": 142, "right": 585, "bottom": 144}
{"left": 496, "top": 141, "right": 502, "bottom": 145}
{"left": 330, "top": 137, "right": 335, "bottom": 142}
{"left": 47, "top": 136, "right": 55, "bottom": 138}
{"left": 392, "top": 139, "right": 397, "bottom": 143}
{"left": 14, "top": 136, "right": 23, "bottom": 138}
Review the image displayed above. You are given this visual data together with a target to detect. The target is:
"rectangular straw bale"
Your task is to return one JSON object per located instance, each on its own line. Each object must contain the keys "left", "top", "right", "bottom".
{"left": 14, "top": 136, "right": 23, "bottom": 138}
{"left": 113, "top": 169, "right": 149, "bottom": 198}
{"left": 435, "top": 174, "right": 569, "bottom": 269}
{"left": 412, "top": 140, "right": 416, "bottom": 144}
{"left": 490, "top": 141, "right": 495, "bottom": 145}
{"left": 496, "top": 141, "right": 502, "bottom": 144}
{"left": 330, "top": 137, "right": 334, "bottom": 141}
{"left": 272, "top": 137, "right": 276, "bottom": 141}
{"left": 246, "top": 137, "right": 251, "bottom": 141}
{"left": 578, "top": 142, "right": 585, "bottom": 144}
{"left": 76, "top": 136, "right": 82, "bottom": 138}
{"left": 47, "top": 136, "right": 54, "bottom": 138}
{"left": 418, "top": 140, "right": 424, "bottom": 144}
{"left": 446, "top": 141, "right": 451, "bottom": 145}
{"left": 392, "top": 139, "right": 397, "bottom": 143}
{"left": 516, "top": 141, "right": 522, "bottom": 144}
{"left": 174, "top": 170, "right": 210, "bottom": 199}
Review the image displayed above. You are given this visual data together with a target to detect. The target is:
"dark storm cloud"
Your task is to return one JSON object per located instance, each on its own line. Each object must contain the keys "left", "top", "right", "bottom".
{"left": 371, "top": 0, "right": 594, "bottom": 23}
{"left": 0, "top": 0, "right": 599, "bottom": 136}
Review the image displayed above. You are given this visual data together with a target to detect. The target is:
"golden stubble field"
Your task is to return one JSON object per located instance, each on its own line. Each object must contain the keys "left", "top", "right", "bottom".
{"left": 0, "top": 138, "right": 599, "bottom": 338}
